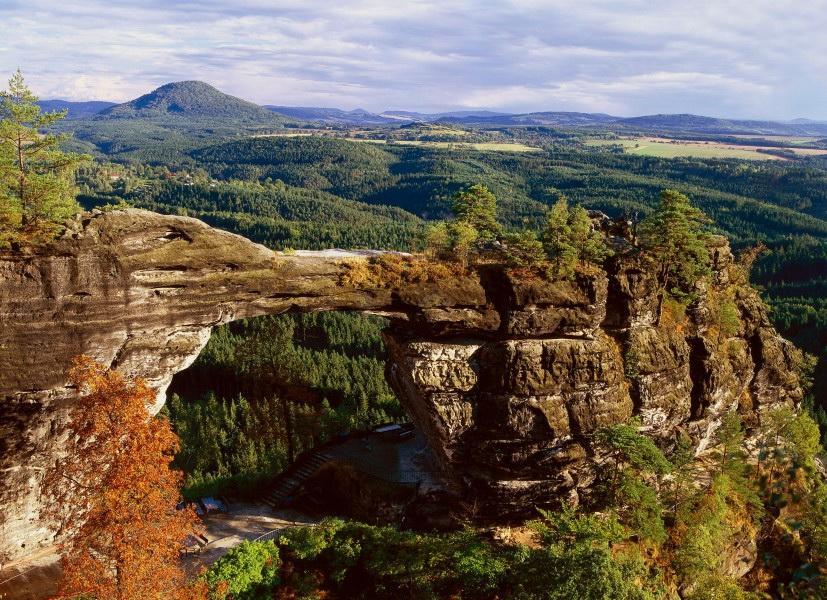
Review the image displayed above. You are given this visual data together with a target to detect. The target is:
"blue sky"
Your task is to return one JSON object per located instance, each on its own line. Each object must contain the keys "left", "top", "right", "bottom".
{"left": 1, "top": 0, "right": 825, "bottom": 118}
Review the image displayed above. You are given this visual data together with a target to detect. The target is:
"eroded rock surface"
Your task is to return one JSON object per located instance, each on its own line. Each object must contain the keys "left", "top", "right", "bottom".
{"left": 0, "top": 209, "right": 802, "bottom": 560}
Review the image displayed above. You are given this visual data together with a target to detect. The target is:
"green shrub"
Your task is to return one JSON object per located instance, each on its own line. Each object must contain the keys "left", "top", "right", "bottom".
{"left": 501, "top": 230, "right": 546, "bottom": 269}
{"left": 206, "top": 540, "right": 281, "bottom": 600}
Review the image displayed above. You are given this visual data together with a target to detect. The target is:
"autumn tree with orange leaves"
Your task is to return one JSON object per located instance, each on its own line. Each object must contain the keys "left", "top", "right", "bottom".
{"left": 41, "top": 356, "right": 206, "bottom": 600}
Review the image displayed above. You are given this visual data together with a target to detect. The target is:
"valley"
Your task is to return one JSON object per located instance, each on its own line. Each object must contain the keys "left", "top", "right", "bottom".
{"left": 2, "top": 75, "right": 827, "bottom": 599}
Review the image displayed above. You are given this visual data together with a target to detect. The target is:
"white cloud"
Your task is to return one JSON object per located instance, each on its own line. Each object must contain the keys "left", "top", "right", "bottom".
{"left": 0, "top": 0, "right": 824, "bottom": 118}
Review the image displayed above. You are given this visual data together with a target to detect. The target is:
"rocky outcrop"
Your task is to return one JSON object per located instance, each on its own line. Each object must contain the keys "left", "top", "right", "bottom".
{"left": 0, "top": 209, "right": 802, "bottom": 560}
{"left": 385, "top": 237, "right": 802, "bottom": 516}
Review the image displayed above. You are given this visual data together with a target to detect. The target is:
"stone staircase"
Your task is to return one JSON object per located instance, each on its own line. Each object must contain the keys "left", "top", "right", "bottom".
{"left": 263, "top": 451, "right": 333, "bottom": 510}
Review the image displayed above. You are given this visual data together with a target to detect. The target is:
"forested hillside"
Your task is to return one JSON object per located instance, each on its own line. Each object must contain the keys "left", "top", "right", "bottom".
{"left": 98, "top": 81, "right": 280, "bottom": 122}
{"left": 74, "top": 129, "right": 827, "bottom": 410}
{"left": 184, "top": 136, "right": 827, "bottom": 240}
{"left": 166, "top": 312, "right": 402, "bottom": 498}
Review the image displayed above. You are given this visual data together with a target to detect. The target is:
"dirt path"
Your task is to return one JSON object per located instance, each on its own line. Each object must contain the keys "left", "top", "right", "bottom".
{"left": 0, "top": 547, "right": 60, "bottom": 600}
{"left": 0, "top": 503, "right": 316, "bottom": 600}
{"left": 182, "top": 503, "right": 317, "bottom": 574}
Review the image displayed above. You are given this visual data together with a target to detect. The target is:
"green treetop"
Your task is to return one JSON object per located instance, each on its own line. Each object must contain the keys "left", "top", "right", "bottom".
{"left": 427, "top": 186, "right": 612, "bottom": 276}
{"left": 543, "top": 195, "right": 577, "bottom": 276}
{"left": 543, "top": 196, "right": 612, "bottom": 278}
{"left": 452, "top": 183, "right": 501, "bottom": 243}
{"left": 0, "top": 70, "right": 88, "bottom": 246}
{"left": 425, "top": 183, "right": 498, "bottom": 265}
{"left": 638, "top": 189, "right": 712, "bottom": 306}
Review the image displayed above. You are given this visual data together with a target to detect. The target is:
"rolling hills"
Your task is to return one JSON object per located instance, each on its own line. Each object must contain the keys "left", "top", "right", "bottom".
{"left": 42, "top": 80, "right": 827, "bottom": 134}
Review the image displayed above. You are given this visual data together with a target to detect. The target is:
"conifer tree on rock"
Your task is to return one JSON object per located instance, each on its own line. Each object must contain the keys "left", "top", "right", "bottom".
{"left": 543, "top": 196, "right": 612, "bottom": 278}
{"left": 0, "top": 70, "right": 88, "bottom": 246}
{"left": 452, "top": 183, "right": 501, "bottom": 244}
{"left": 639, "top": 189, "right": 712, "bottom": 321}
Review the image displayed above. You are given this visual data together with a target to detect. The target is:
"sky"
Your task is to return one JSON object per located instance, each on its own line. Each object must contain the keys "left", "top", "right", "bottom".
{"left": 1, "top": 0, "right": 826, "bottom": 119}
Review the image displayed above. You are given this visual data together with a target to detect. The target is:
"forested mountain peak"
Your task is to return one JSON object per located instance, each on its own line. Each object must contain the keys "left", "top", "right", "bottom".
{"left": 97, "top": 80, "right": 280, "bottom": 121}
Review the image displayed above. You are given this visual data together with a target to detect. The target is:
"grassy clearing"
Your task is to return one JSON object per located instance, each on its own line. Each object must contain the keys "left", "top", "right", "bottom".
{"left": 585, "top": 137, "right": 827, "bottom": 160}
{"left": 400, "top": 124, "right": 470, "bottom": 137}
{"left": 586, "top": 138, "right": 772, "bottom": 160}
{"left": 250, "top": 132, "right": 316, "bottom": 138}
{"left": 729, "top": 135, "right": 817, "bottom": 145}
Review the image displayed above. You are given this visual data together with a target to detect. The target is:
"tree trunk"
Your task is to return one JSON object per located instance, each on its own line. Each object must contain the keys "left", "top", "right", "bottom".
{"left": 16, "top": 130, "right": 27, "bottom": 226}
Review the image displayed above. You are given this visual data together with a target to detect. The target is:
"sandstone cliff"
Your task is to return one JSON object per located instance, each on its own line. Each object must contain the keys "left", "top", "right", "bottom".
{"left": 0, "top": 209, "right": 802, "bottom": 562}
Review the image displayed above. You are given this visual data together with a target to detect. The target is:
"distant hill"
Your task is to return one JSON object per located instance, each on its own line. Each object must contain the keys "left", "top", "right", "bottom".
{"left": 381, "top": 109, "right": 512, "bottom": 122}
{"left": 416, "top": 111, "right": 827, "bottom": 134}
{"left": 265, "top": 106, "right": 399, "bottom": 125}
{"left": 437, "top": 111, "right": 617, "bottom": 126}
{"left": 37, "top": 100, "right": 115, "bottom": 119}
{"left": 263, "top": 107, "right": 513, "bottom": 125}
{"left": 612, "top": 113, "right": 827, "bottom": 136}
{"left": 56, "top": 78, "right": 827, "bottom": 138}
{"left": 789, "top": 118, "right": 827, "bottom": 125}
{"left": 98, "top": 81, "right": 282, "bottom": 122}
{"left": 600, "top": 114, "right": 827, "bottom": 136}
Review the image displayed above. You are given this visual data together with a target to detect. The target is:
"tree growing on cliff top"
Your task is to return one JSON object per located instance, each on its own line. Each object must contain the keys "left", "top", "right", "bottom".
{"left": 638, "top": 189, "right": 711, "bottom": 314}
{"left": 0, "top": 70, "right": 88, "bottom": 247}
{"left": 543, "top": 196, "right": 612, "bottom": 279}
{"left": 41, "top": 356, "right": 206, "bottom": 600}
{"left": 425, "top": 184, "right": 496, "bottom": 265}
{"left": 452, "top": 183, "right": 501, "bottom": 243}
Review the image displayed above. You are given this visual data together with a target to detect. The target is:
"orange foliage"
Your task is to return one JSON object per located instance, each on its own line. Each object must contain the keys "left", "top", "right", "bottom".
{"left": 339, "top": 253, "right": 467, "bottom": 289}
{"left": 41, "top": 356, "right": 206, "bottom": 600}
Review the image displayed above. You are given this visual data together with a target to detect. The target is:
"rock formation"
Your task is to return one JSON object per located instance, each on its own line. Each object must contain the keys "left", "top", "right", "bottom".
{"left": 0, "top": 209, "right": 802, "bottom": 561}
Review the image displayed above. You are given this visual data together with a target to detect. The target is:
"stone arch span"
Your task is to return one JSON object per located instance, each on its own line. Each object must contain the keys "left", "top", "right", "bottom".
{"left": 0, "top": 209, "right": 802, "bottom": 562}
{"left": 0, "top": 209, "right": 501, "bottom": 561}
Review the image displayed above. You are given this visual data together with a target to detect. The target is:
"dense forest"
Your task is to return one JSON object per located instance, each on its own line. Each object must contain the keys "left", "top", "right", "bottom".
{"left": 76, "top": 132, "right": 827, "bottom": 415}
{"left": 164, "top": 312, "right": 403, "bottom": 498}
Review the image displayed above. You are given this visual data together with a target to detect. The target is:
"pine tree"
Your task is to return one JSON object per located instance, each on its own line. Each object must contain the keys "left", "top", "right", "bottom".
{"left": 569, "top": 205, "right": 613, "bottom": 265}
{"left": 424, "top": 221, "right": 451, "bottom": 258}
{"left": 712, "top": 412, "right": 761, "bottom": 511}
{"left": 0, "top": 70, "right": 88, "bottom": 245}
{"left": 501, "top": 229, "right": 546, "bottom": 268}
{"left": 542, "top": 197, "right": 611, "bottom": 278}
{"left": 543, "top": 196, "right": 577, "bottom": 277}
{"left": 452, "top": 184, "right": 501, "bottom": 243}
{"left": 638, "top": 190, "right": 712, "bottom": 319}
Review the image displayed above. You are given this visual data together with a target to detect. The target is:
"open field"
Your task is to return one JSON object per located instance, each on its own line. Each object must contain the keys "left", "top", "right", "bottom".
{"left": 587, "top": 137, "right": 827, "bottom": 160}
{"left": 588, "top": 138, "right": 778, "bottom": 160}
{"left": 398, "top": 124, "right": 471, "bottom": 137}
{"left": 251, "top": 131, "right": 318, "bottom": 138}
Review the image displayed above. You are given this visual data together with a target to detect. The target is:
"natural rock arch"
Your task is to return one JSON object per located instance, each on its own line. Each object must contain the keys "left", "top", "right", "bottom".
{"left": 0, "top": 209, "right": 802, "bottom": 562}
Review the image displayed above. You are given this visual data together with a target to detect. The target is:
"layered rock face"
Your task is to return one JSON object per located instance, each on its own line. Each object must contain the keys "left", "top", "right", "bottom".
{"left": 0, "top": 209, "right": 488, "bottom": 561}
{"left": 0, "top": 209, "right": 802, "bottom": 560}
{"left": 385, "top": 241, "right": 802, "bottom": 516}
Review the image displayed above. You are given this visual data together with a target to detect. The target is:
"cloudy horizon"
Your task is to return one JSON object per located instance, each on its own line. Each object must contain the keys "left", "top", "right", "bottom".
{"left": 1, "top": 0, "right": 826, "bottom": 119}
